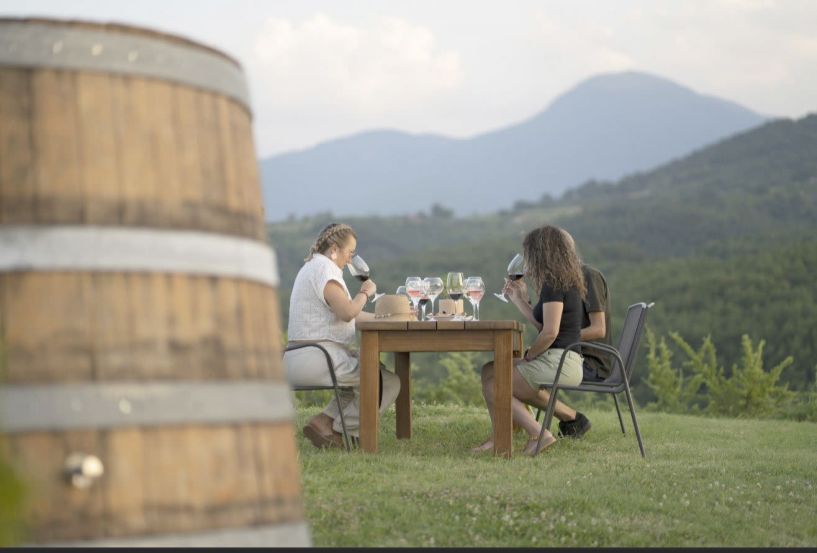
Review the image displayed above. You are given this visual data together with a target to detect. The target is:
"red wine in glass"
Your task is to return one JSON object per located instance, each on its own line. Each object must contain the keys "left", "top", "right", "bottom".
{"left": 446, "top": 272, "right": 465, "bottom": 318}
{"left": 494, "top": 254, "right": 525, "bottom": 303}
{"left": 349, "top": 255, "right": 384, "bottom": 302}
{"left": 418, "top": 297, "right": 429, "bottom": 319}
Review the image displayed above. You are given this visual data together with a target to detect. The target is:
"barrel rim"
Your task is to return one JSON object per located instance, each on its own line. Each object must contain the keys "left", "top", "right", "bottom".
{"left": 0, "top": 225, "right": 280, "bottom": 288}
{"left": 0, "top": 16, "right": 243, "bottom": 70}
{"left": 0, "top": 381, "right": 295, "bottom": 432}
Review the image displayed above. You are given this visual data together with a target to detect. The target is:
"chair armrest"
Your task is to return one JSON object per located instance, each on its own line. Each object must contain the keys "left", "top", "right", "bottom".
{"left": 560, "top": 341, "right": 626, "bottom": 384}
{"left": 283, "top": 342, "right": 339, "bottom": 387}
{"left": 544, "top": 341, "right": 626, "bottom": 391}
{"left": 562, "top": 341, "right": 619, "bottom": 357}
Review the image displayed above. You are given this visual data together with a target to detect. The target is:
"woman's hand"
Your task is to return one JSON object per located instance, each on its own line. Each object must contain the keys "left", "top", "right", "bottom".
{"left": 503, "top": 279, "right": 528, "bottom": 305}
{"left": 360, "top": 279, "right": 377, "bottom": 299}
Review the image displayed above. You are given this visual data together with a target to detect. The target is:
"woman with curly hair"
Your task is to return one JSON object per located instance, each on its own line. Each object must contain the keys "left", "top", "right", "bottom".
{"left": 472, "top": 225, "right": 586, "bottom": 456}
{"left": 284, "top": 223, "right": 400, "bottom": 449}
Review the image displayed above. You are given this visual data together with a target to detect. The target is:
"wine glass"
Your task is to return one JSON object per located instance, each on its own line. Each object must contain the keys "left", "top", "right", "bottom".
{"left": 347, "top": 254, "right": 384, "bottom": 302}
{"left": 464, "top": 276, "right": 485, "bottom": 321}
{"left": 405, "top": 277, "right": 423, "bottom": 319}
{"left": 493, "top": 253, "right": 525, "bottom": 303}
{"left": 446, "top": 272, "right": 464, "bottom": 320}
{"left": 417, "top": 280, "right": 432, "bottom": 321}
{"left": 396, "top": 285, "right": 415, "bottom": 317}
{"left": 423, "top": 277, "right": 444, "bottom": 316}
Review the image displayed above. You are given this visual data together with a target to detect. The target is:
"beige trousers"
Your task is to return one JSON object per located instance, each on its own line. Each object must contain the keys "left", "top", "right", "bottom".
{"left": 283, "top": 341, "right": 401, "bottom": 437}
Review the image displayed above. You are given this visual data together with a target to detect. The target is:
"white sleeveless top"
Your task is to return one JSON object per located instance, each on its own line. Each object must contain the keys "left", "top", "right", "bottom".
{"left": 287, "top": 253, "right": 356, "bottom": 345}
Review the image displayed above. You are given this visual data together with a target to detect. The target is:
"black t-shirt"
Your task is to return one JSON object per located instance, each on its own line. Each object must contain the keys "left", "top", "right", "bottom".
{"left": 532, "top": 281, "right": 582, "bottom": 350}
{"left": 581, "top": 265, "right": 613, "bottom": 378}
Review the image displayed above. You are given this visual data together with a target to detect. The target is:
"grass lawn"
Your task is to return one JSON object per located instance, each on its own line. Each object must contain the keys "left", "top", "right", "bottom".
{"left": 293, "top": 403, "right": 817, "bottom": 547}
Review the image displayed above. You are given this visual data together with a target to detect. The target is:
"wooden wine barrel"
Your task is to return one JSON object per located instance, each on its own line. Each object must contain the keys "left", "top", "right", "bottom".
{"left": 0, "top": 18, "right": 309, "bottom": 546}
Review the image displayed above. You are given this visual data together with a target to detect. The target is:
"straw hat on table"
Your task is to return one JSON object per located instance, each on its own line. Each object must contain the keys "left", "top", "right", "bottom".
{"left": 373, "top": 295, "right": 416, "bottom": 322}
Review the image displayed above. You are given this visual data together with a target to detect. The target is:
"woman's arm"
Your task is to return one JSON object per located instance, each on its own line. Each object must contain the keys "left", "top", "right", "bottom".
{"left": 324, "top": 280, "right": 375, "bottom": 322}
{"left": 581, "top": 311, "right": 606, "bottom": 341}
{"left": 524, "top": 301, "right": 562, "bottom": 360}
{"left": 505, "top": 280, "right": 543, "bottom": 331}
{"left": 355, "top": 310, "right": 376, "bottom": 323}
{"left": 513, "top": 300, "right": 543, "bottom": 332}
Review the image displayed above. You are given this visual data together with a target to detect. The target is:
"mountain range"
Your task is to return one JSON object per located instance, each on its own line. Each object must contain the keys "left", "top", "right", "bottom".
{"left": 269, "top": 112, "right": 817, "bottom": 391}
{"left": 260, "top": 71, "right": 767, "bottom": 221}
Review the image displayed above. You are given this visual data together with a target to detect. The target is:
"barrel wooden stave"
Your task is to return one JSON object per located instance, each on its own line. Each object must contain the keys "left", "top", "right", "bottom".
{"left": 0, "top": 68, "right": 35, "bottom": 222}
{"left": 0, "top": 67, "right": 264, "bottom": 240}
{"left": 0, "top": 272, "right": 283, "bottom": 385}
{"left": 4, "top": 423, "right": 303, "bottom": 542}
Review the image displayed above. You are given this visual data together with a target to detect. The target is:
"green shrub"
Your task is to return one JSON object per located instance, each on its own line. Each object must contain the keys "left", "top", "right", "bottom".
{"left": 645, "top": 329, "right": 704, "bottom": 413}
{"left": 645, "top": 331, "right": 799, "bottom": 419}
{"left": 673, "top": 333, "right": 794, "bottom": 418}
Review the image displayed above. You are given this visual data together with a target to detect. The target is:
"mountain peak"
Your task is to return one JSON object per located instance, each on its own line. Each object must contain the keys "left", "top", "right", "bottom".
{"left": 541, "top": 70, "right": 756, "bottom": 119}
{"left": 261, "top": 71, "right": 767, "bottom": 221}
{"left": 577, "top": 70, "right": 694, "bottom": 90}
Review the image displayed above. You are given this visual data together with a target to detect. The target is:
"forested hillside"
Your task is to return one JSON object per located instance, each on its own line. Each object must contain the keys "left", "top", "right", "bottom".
{"left": 269, "top": 114, "right": 817, "bottom": 391}
{"left": 557, "top": 113, "right": 817, "bottom": 258}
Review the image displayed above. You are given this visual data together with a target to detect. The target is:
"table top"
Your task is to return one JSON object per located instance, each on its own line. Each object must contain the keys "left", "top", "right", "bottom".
{"left": 357, "top": 320, "right": 524, "bottom": 331}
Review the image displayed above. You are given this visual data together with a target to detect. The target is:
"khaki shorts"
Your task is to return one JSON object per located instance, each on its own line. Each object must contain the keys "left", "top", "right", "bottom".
{"left": 516, "top": 348, "right": 583, "bottom": 391}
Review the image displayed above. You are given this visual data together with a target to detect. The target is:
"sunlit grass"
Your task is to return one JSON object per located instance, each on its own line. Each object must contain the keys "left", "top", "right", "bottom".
{"left": 294, "top": 404, "right": 817, "bottom": 547}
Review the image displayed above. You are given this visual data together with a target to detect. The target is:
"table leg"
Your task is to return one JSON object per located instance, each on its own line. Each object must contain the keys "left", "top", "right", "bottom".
{"left": 493, "top": 330, "right": 514, "bottom": 459}
{"left": 513, "top": 330, "right": 524, "bottom": 359}
{"left": 395, "top": 352, "right": 411, "bottom": 439}
{"left": 359, "top": 331, "right": 380, "bottom": 453}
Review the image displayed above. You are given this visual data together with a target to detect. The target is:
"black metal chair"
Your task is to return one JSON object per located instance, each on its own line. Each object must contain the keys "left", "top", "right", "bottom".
{"left": 534, "top": 302, "right": 654, "bottom": 457}
{"left": 285, "top": 342, "right": 356, "bottom": 451}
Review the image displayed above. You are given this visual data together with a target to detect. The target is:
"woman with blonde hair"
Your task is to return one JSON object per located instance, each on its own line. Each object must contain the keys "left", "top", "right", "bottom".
{"left": 473, "top": 225, "right": 586, "bottom": 456}
{"left": 284, "top": 223, "right": 400, "bottom": 448}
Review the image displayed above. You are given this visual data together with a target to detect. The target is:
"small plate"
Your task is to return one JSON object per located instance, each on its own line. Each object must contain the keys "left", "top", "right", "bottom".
{"left": 429, "top": 313, "right": 457, "bottom": 320}
{"left": 427, "top": 314, "right": 473, "bottom": 321}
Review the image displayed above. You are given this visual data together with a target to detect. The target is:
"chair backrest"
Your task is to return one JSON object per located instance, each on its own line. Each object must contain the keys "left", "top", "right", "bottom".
{"left": 614, "top": 302, "right": 653, "bottom": 380}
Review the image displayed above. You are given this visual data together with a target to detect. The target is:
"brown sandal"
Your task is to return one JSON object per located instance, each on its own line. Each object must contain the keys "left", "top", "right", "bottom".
{"left": 303, "top": 423, "right": 343, "bottom": 449}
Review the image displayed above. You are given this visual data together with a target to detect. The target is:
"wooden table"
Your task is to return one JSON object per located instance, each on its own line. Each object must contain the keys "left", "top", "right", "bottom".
{"left": 357, "top": 320, "right": 524, "bottom": 458}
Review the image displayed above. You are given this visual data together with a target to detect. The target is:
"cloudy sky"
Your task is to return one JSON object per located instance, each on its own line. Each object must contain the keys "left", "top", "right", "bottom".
{"left": 2, "top": 0, "right": 816, "bottom": 157}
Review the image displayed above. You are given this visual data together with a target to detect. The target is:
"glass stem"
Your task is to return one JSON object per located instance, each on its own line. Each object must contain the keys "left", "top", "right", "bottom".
{"left": 475, "top": 302, "right": 480, "bottom": 321}
{"left": 421, "top": 303, "right": 427, "bottom": 321}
